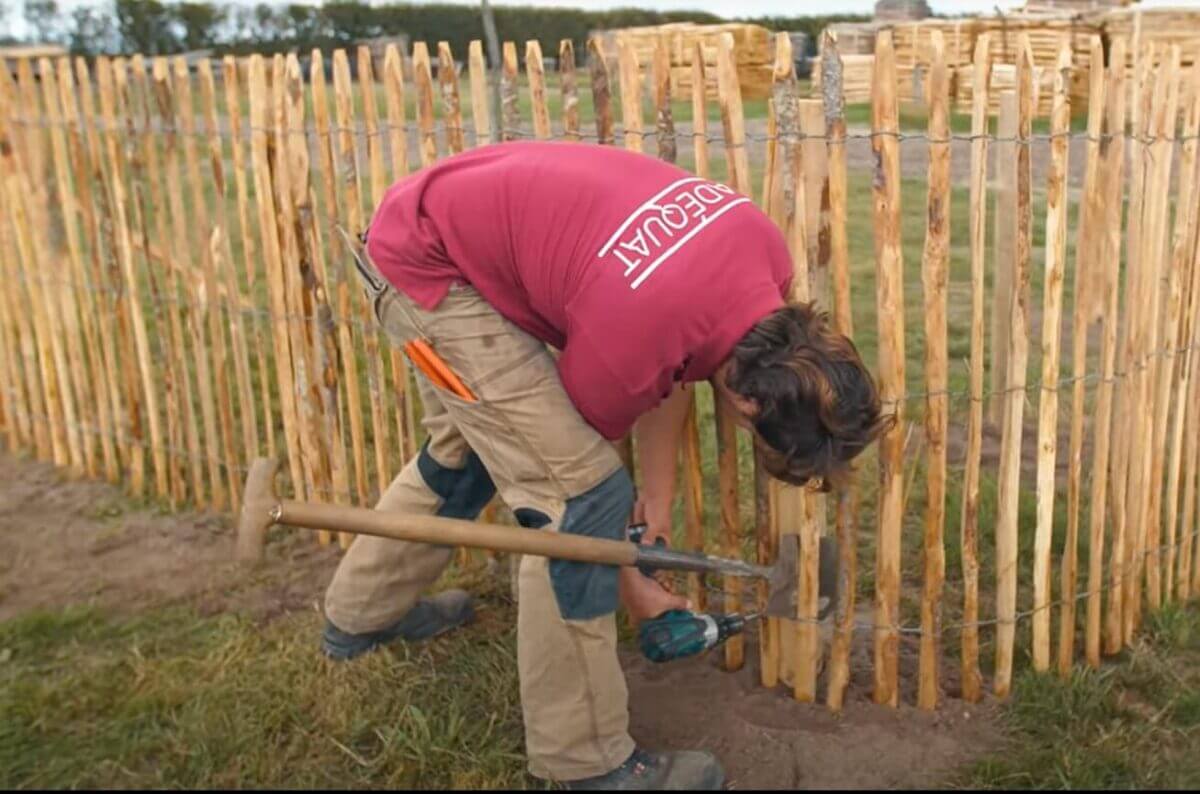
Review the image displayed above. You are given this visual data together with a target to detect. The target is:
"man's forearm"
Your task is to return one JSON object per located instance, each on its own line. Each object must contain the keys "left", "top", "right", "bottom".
{"left": 633, "top": 383, "right": 693, "bottom": 530}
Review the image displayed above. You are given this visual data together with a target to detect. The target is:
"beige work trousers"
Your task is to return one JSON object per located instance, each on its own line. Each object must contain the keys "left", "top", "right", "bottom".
{"left": 323, "top": 280, "right": 636, "bottom": 782}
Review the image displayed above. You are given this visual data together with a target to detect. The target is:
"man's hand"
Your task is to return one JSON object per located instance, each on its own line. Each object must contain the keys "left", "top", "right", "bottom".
{"left": 631, "top": 494, "right": 673, "bottom": 548}
{"left": 619, "top": 565, "right": 690, "bottom": 622}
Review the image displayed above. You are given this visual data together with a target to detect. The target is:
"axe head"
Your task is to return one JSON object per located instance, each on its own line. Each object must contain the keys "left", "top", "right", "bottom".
{"left": 763, "top": 535, "right": 839, "bottom": 621}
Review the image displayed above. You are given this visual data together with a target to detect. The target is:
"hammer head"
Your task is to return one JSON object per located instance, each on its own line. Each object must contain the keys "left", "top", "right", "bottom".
{"left": 763, "top": 535, "right": 839, "bottom": 621}
{"left": 235, "top": 457, "right": 282, "bottom": 566}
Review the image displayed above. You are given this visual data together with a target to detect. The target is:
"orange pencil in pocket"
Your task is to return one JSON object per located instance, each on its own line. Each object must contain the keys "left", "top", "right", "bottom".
{"left": 404, "top": 339, "right": 478, "bottom": 403}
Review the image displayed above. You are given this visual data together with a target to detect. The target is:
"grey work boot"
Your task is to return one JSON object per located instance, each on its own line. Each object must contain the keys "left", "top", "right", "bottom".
{"left": 321, "top": 589, "right": 474, "bottom": 661}
{"left": 564, "top": 748, "right": 725, "bottom": 791}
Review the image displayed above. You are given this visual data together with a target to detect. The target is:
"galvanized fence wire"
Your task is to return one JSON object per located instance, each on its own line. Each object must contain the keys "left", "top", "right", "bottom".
{"left": 2, "top": 401, "right": 1198, "bottom": 644}
{"left": 695, "top": 525, "right": 1200, "bottom": 637}
{"left": 8, "top": 111, "right": 1200, "bottom": 148}
{"left": 9, "top": 267, "right": 1200, "bottom": 417}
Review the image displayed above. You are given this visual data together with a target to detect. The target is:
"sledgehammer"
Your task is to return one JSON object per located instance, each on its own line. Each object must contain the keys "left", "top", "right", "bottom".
{"left": 236, "top": 457, "right": 830, "bottom": 620}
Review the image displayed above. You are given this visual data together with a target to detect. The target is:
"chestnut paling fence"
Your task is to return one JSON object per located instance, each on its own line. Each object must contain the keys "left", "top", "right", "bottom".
{"left": 1, "top": 29, "right": 1199, "bottom": 713}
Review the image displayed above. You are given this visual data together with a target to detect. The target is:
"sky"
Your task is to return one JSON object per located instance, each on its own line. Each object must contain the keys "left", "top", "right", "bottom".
{"left": 7, "top": 0, "right": 1200, "bottom": 40}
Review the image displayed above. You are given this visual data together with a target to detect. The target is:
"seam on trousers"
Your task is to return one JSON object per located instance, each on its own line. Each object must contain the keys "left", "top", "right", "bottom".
{"left": 467, "top": 343, "right": 545, "bottom": 391}
{"left": 482, "top": 385, "right": 570, "bottom": 501}
{"left": 565, "top": 620, "right": 614, "bottom": 779}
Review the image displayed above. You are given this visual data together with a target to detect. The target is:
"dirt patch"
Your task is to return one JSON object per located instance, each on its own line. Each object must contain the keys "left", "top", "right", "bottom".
{"left": 0, "top": 451, "right": 1002, "bottom": 788}
{"left": 624, "top": 617, "right": 1004, "bottom": 790}
{"left": 0, "top": 453, "right": 341, "bottom": 623}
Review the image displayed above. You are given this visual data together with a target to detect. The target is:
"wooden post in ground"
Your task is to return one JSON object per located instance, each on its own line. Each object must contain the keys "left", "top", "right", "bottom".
{"left": 714, "top": 30, "right": 762, "bottom": 682}
{"left": 989, "top": 92, "right": 1018, "bottom": 428}
{"left": 588, "top": 38, "right": 614, "bottom": 146}
{"left": 438, "top": 42, "right": 466, "bottom": 154}
{"left": 0, "top": 65, "right": 50, "bottom": 463}
{"left": 500, "top": 42, "right": 520, "bottom": 141}
{"left": 994, "top": 35, "right": 1035, "bottom": 700}
{"left": 1062, "top": 36, "right": 1106, "bottom": 675}
{"left": 821, "top": 30, "right": 860, "bottom": 714}
{"left": 469, "top": 41, "right": 494, "bottom": 146}
{"left": 38, "top": 58, "right": 100, "bottom": 480}
{"left": 871, "top": 30, "right": 905, "bottom": 708}
{"left": 223, "top": 56, "right": 276, "bottom": 464}
{"left": 410, "top": 43, "right": 438, "bottom": 170}
{"left": 150, "top": 55, "right": 214, "bottom": 505}
{"left": 918, "top": 29, "right": 950, "bottom": 711}
{"left": 560, "top": 40, "right": 580, "bottom": 141}
{"left": 652, "top": 38, "right": 676, "bottom": 164}
{"left": 1170, "top": 63, "right": 1200, "bottom": 602}
{"left": 196, "top": 60, "right": 258, "bottom": 493}
{"left": 1112, "top": 44, "right": 1156, "bottom": 649}
{"left": 617, "top": 39, "right": 643, "bottom": 153}
{"left": 959, "top": 32, "right": 991, "bottom": 703}
{"left": 687, "top": 43, "right": 741, "bottom": 671}
{"left": 525, "top": 41, "right": 551, "bottom": 140}
{"left": 1088, "top": 39, "right": 1128, "bottom": 667}
{"left": 1127, "top": 50, "right": 1179, "bottom": 637}
{"left": 312, "top": 50, "right": 364, "bottom": 518}
{"left": 1032, "top": 43, "right": 1072, "bottom": 674}
{"left": 647, "top": 34, "right": 703, "bottom": 609}
{"left": 1144, "top": 47, "right": 1186, "bottom": 608}
{"left": 14, "top": 62, "right": 86, "bottom": 477}
{"left": 247, "top": 54, "right": 307, "bottom": 508}
{"left": 175, "top": 56, "right": 238, "bottom": 512}
{"left": 92, "top": 58, "right": 157, "bottom": 499}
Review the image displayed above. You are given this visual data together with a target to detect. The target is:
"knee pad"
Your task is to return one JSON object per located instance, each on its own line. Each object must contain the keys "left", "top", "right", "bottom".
{"left": 515, "top": 468, "right": 634, "bottom": 621}
{"left": 416, "top": 441, "right": 497, "bottom": 520}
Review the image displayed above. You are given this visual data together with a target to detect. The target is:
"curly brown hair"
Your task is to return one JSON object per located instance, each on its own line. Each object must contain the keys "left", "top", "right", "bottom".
{"left": 726, "top": 302, "right": 892, "bottom": 491}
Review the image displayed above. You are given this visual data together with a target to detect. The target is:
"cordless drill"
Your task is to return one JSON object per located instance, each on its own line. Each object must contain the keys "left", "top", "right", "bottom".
{"left": 627, "top": 523, "right": 757, "bottom": 664}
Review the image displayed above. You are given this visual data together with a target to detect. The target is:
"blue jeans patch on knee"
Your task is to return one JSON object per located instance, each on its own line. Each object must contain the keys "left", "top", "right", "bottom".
{"left": 547, "top": 468, "right": 634, "bottom": 621}
{"left": 416, "top": 441, "right": 497, "bottom": 520}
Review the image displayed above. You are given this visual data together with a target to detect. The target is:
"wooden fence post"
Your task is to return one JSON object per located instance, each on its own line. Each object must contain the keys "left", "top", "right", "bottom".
{"left": 223, "top": 55, "right": 277, "bottom": 464}
{"left": 1170, "top": 63, "right": 1200, "bottom": 602}
{"left": 989, "top": 91, "right": 1018, "bottom": 428}
{"left": 588, "top": 38, "right": 613, "bottom": 145}
{"left": 821, "top": 30, "right": 859, "bottom": 714}
{"left": 1128, "top": 50, "right": 1179, "bottom": 635}
{"left": 500, "top": 42, "right": 519, "bottom": 141}
{"left": 559, "top": 40, "right": 580, "bottom": 141}
{"left": 617, "top": 39, "right": 643, "bottom": 153}
{"left": 469, "top": 41, "right": 494, "bottom": 146}
{"left": 994, "top": 35, "right": 1035, "bottom": 700}
{"left": 918, "top": 29, "right": 950, "bottom": 711}
{"left": 175, "top": 56, "right": 238, "bottom": 512}
{"left": 871, "top": 30, "right": 905, "bottom": 708}
{"left": 37, "top": 58, "right": 100, "bottom": 480}
{"left": 1088, "top": 38, "right": 1128, "bottom": 667}
{"left": 1061, "top": 36, "right": 1106, "bottom": 675}
{"left": 525, "top": 41, "right": 551, "bottom": 140}
{"left": 93, "top": 58, "right": 156, "bottom": 499}
{"left": 1032, "top": 43, "right": 1072, "bottom": 674}
{"left": 959, "top": 32, "right": 991, "bottom": 704}
{"left": 439, "top": 42, "right": 466, "bottom": 153}
{"left": 196, "top": 59, "right": 258, "bottom": 491}
{"left": 1146, "top": 46, "right": 1186, "bottom": 607}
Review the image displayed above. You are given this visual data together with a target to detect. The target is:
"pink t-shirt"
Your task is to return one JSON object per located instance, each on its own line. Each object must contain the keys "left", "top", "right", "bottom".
{"left": 366, "top": 141, "right": 793, "bottom": 440}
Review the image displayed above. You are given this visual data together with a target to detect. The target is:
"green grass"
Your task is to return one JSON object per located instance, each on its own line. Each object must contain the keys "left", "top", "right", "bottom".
{"left": 0, "top": 574, "right": 536, "bottom": 789}
{"left": 958, "top": 605, "right": 1200, "bottom": 789}
{"left": 6, "top": 592, "right": 1200, "bottom": 788}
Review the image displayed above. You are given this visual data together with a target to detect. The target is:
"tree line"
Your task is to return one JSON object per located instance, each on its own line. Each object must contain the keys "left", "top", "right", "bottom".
{"left": 13, "top": 1, "right": 867, "bottom": 58}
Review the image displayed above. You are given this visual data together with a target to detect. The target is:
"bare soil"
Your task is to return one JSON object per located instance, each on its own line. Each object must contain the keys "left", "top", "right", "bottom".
{"left": 0, "top": 452, "right": 1003, "bottom": 789}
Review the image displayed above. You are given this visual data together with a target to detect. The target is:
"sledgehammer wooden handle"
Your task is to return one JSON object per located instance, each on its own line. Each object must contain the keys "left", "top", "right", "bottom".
{"left": 236, "top": 457, "right": 639, "bottom": 567}
{"left": 278, "top": 500, "right": 639, "bottom": 565}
